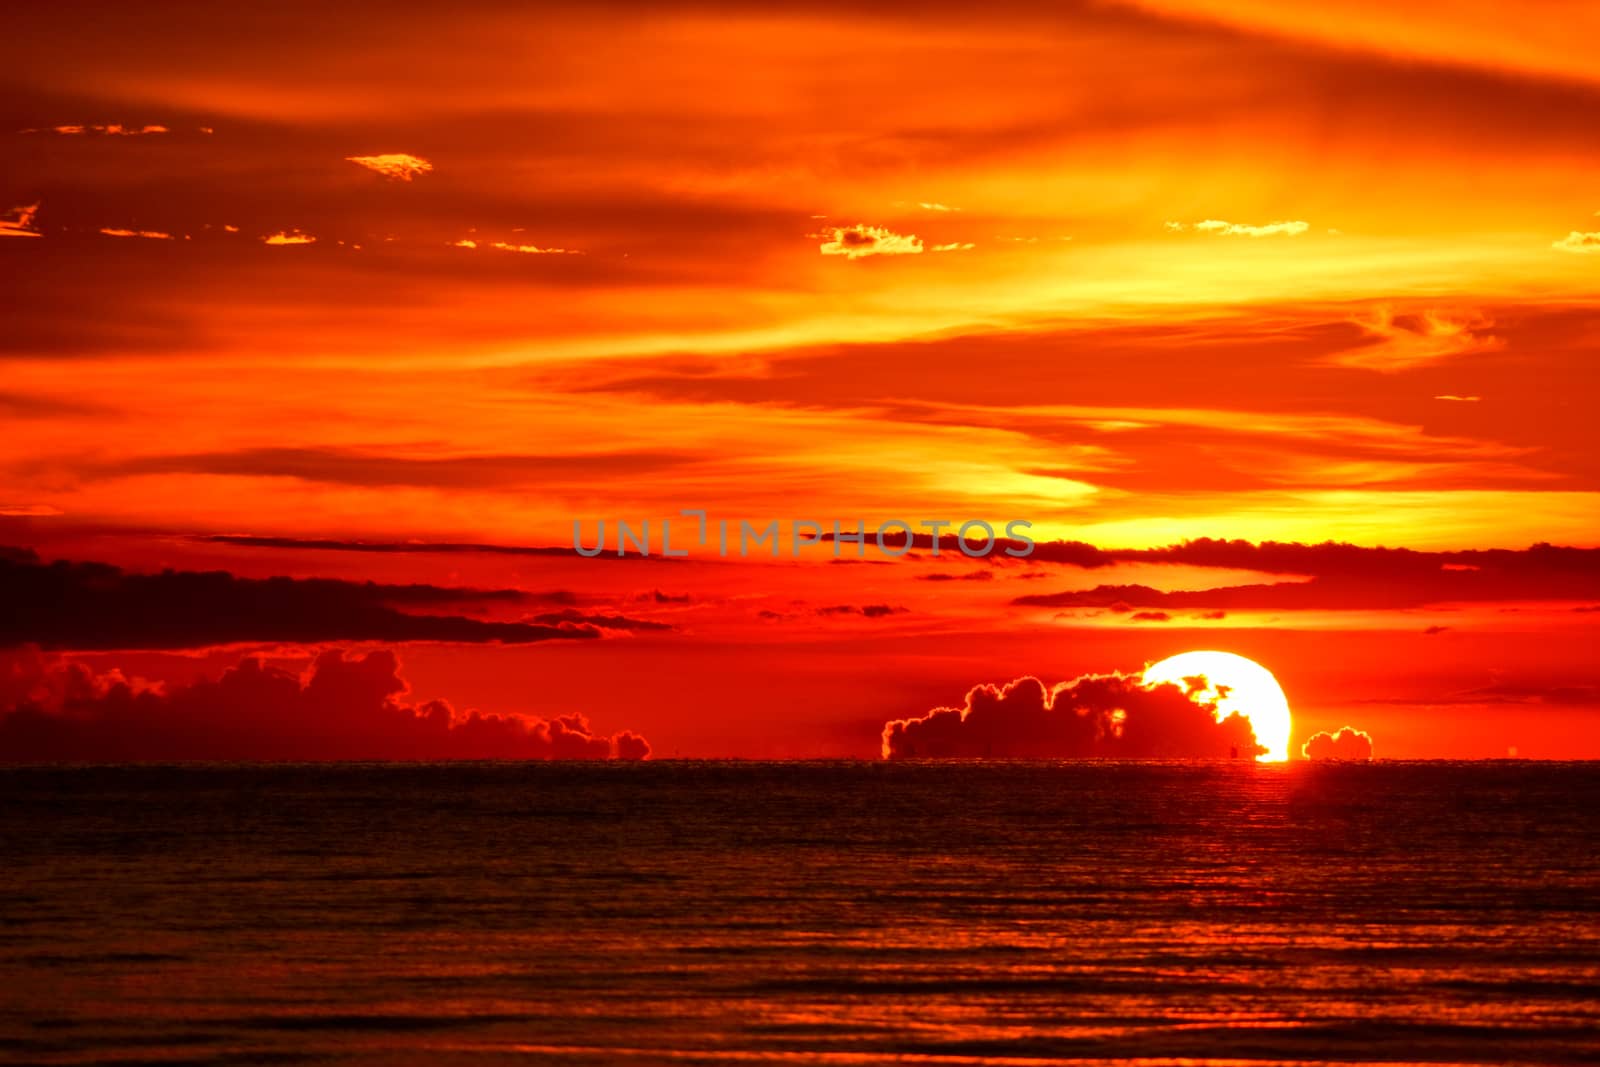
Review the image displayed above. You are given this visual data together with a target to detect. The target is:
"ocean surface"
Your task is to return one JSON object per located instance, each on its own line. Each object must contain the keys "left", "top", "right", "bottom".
{"left": 2, "top": 761, "right": 1597, "bottom": 1066}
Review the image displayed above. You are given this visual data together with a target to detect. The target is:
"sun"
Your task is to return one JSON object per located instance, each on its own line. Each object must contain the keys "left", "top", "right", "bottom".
{"left": 1141, "top": 651, "right": 1292, "bottom": 762}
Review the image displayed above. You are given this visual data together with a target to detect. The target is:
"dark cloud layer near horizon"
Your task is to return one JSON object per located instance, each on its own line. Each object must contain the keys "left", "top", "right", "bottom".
{"left": 0, "top": 547, "right": 642, "bottom": 650}
{"left": 0, "top": 646, "right": 651, "bottom": 761}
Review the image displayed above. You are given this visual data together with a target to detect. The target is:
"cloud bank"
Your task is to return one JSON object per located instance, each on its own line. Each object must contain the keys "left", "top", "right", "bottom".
{"left": 0, "top": 647, "right": 649, "bottom": 762}
{"left": 881, "top": 672, "right": 1263, "bottom": 759}
{"left": 0, "top": 548, "right": 611, "bottom": 650}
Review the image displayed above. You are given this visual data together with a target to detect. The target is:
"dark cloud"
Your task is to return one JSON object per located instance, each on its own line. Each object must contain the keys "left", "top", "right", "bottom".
{"left": 824, "top": 531, "right": 1107, "bottom": 565}
{"left": 1454, "top": 683, "right": 1600, "bottom": 707}
{"left": 0, "top": 646, "right": 650, "bottom": 761}
{"left": 195, "top": 533, "right": 684, "bottom": 564}
{"left": 881, "top": 672, "right": 1263, "bottom": 760}
{"left": 1014, "top": 541, "right": 1600, "bottom": 611}
{"left": 915, "top": 570, "right": 995, "bottom": 582}
{"left": 527, "top": 608, "right": 673, "bottom": 632}
{"left": 1130, "top": 611, "right": 1171, "bottom": 622}
{"left": 817, "top": 604, "right": 907, "bottom": 618}
{"left": 82, "top": 446, "right": 689, "bottom": 489}
{"left": 1301, "top": 726, "right": 1373, "bottom": 761}
{"left": 0, "top": 548, "right": 606, "bottom": 650}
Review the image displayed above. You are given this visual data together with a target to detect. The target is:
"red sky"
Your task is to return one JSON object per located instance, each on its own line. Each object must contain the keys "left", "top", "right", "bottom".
{"left": 3, "top": 1, "right": 1598, "bottom": 759}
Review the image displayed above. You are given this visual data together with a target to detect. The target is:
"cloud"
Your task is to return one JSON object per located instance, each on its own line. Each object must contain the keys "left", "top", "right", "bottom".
{"left": 195, "top": 533, "right": 684, "bottom": 563}
{"left": 345, "top": 153, "right": 434, "bottom": 181}
{"left": 882, "top": 672, "right": 1263, "bottom": 759}
{"left": 0, "top": 202, "right": 41, "bottom": 238}
{"left": 1553, "top": 231, "right": 1600, "bottom": 254}
{"left": 262, "top": 230, "right": 316, "bottom": 245}
{"left": 1301, "top": 726, "right": 1373, "bottom": 761}
{"left": 1168, "top": 219, "right": 1309, "bottom": 237}
{"left": 1012, "top": 540, "right": 1600, "bottom": 611}
{"left": 26, "top": 124, "right": 169, "bottom": 136}
{"left": 96, "top": 445, "right": 692, "bottom": 489}
{"left": 489, "top": 241, "right": 580, "bottom": 255}
{"left": 0, "top": 505, "right": 63, "bottom": 517}
{"left": 915, "top": 570, "right": 995, "bottom": 582}
{"left": 817, "top": 604, "right": 907, "bottom": 618}
{"left": 815, "top": 224, "right": 923, "bottom": 258}
{"left": 0, "top": 547, "right": 607, "bottom": 650}
{"left": 527, "top": 608, "right": 674, "bottom": 632}
{"left": 1335, "top": 306, "right": 1501, "bottom": 371}
{"left": 1449, "top": 682, "right": 1600, "bottom": 706}
{"left": 0, "top": 646, "right": 650, "bottom": 761}
{"left": 1129, "top": 610, "right": 1171, "bottom": 621}
{"left": 930, "top": 241, "right": 976, "bottom": 252}
{"left": 1434, "top": 394, "right": 1481, "bottom": 402}
{"left": 99, "top": 228, "right": 173, "bottom": 240}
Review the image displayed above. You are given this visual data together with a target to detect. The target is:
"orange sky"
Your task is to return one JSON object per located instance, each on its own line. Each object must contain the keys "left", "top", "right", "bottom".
{"left": 2, "top": 1, "right": 1597, "bottom": 759}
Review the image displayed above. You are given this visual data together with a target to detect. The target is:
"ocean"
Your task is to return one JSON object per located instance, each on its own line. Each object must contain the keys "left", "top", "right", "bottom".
{"left": 2, "top": 761, "right": 1597, "bottom": 1065}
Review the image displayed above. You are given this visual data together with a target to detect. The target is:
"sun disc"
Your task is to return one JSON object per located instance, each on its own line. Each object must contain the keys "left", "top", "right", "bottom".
{"left": 1141, "top": 651, "right": 1292, "bottom": 761}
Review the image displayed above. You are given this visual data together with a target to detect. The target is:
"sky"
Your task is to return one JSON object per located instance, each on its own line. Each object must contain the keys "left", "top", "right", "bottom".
{"left": 2, "top": 0, "right": 1598, "bottom": 760}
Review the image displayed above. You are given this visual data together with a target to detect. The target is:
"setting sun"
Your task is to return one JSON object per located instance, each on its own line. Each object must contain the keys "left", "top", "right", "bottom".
{"left": 1142, "top": 651, "right": 1293, "bottom": 762}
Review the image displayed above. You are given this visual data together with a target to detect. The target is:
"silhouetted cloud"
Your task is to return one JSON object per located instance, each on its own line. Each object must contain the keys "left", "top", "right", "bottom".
{"left": 1454, "top": 682, "right": 1600, "bottom": 706}
{"left": 197, "top": 534, "right": 685, "bottom": 562}
{"left": 0, "top": 647, "right": 649, "bottom": 761}
{"left": 97, "top": 446, "right": 688, "bottom": 488}
{"left": 1014, "top": 540, "right": 1600, "bottom": 610}
{"left": 1301, "top": 726, "right": 1373, "bottom": 761}
{"left": 881, "top": 672, "right": 1262, "bottom": 759}
{"left": 818, "top": 604, "right": 907, "bottom": 618}
{"left": 0, "top": 548, "right": 604, "bottom": 650}
{"left": 528, "top": 608, "right": 673, "bottom": 632}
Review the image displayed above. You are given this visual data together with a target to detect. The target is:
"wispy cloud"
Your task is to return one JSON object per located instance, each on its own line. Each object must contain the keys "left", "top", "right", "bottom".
{"left": 345, "top": 153, "right": 434, "bottom": 181}
{"left": 1335, "top": 306, "right": 1501, "bottom": 372}
{"left": 0, "top": 202, "right": 41, "bottom": 238}
{"left": 262, "top": 230, "right": 316, "bottom": 245}
{"left": 1168, "top": 219, "right": 1310, "bottom": 237}
{"left": 23, "top": 124, "right": 169, "bottom": 135}
{"left": 489, "top": 240, "right": 580, "bottom": 255}
{"left": 1552, "top": 231, "right": 1600, "bottom": 254}
{"left": 815, "top": 224, "right": 922, "bottom": 258}
{"left": 1434, "top": 394, "right": 1482, "bottom": 403}
{"left": 99, "top": 227, "right": 173, "bottom": 240}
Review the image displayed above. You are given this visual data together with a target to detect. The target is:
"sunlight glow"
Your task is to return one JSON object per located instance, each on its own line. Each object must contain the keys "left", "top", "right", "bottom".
{"left": 1143, "top": 651, "right": 1293, "bottom": 762}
